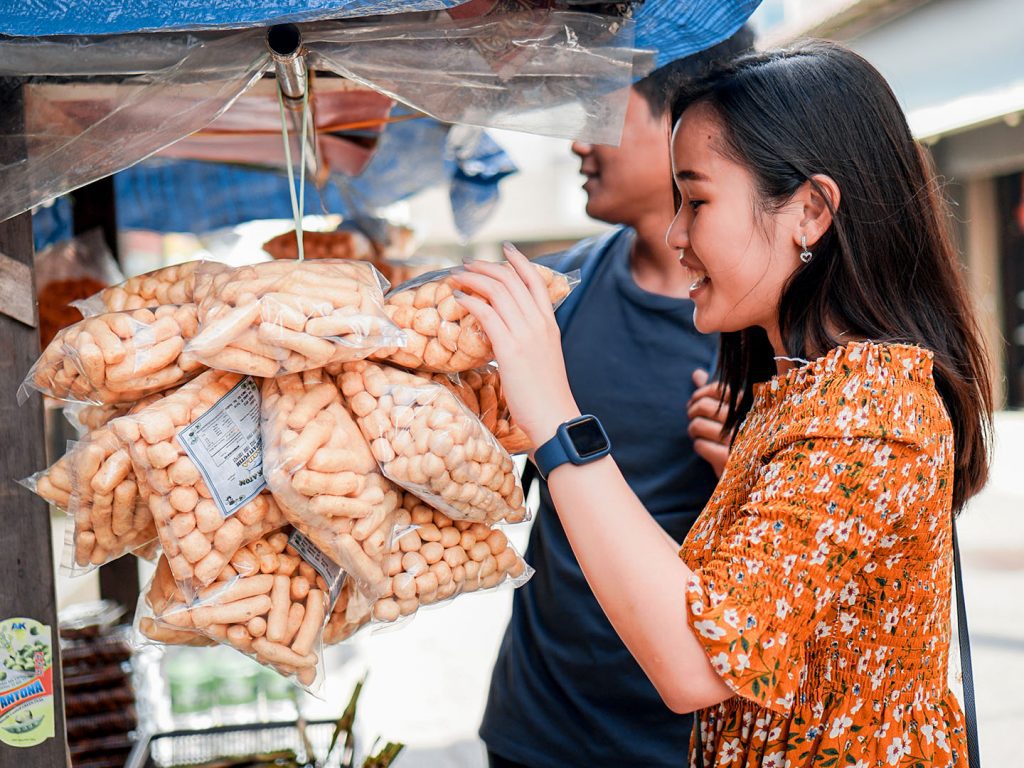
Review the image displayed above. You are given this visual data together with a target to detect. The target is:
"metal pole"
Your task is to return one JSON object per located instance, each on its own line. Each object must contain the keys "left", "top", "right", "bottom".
{"left": 267, "top": 24, "right": 321, "bottom": 184}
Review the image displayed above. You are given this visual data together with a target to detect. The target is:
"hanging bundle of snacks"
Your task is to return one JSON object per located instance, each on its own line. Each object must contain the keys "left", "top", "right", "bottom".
{"left": 19, "top": 304, "right": 203, "bottom": 405}
{"left": 430, "top": 366, "right": 531, "bottom": 455}
{"left": 186, "top": 259, "right": 404, "bottom": 377}
{"left": 324, "top": 492, "right": 530, "bottom": 643}
{"left": 338, "top": 360, "right": 528, "bottom": 526}
{"left": 262, "top": 369, "right": 401, "bottom": 599}
{"left": 75, "top": 260, "right": 203, "bottom": 315}
{"left": 110, "top": 370, "right": 285, "bottom": 601}
{"left": 140, "top": 528, "right": 342, "bottom": 690}
{"left": 371, "top": 264, "right": 576, "bottom": 373}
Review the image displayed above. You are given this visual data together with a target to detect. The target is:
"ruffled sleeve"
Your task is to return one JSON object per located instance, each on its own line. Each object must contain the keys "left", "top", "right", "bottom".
{"left": 682, "top": 435, "right": 923, "bottom": 714}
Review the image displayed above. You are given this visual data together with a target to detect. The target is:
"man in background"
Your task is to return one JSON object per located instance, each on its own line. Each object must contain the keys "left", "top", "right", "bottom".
{"left": 479, "top": 27, "right": 754, "bottom": 768}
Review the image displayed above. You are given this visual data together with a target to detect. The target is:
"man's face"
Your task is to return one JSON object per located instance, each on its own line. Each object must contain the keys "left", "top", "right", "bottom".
{"left": 571, "top": 88, "right": 674, "bottom": 227}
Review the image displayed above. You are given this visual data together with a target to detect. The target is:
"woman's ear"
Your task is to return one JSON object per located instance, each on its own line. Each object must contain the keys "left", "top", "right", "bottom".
{"left": 794, "top": 174, "right": 841, "bottom": 247}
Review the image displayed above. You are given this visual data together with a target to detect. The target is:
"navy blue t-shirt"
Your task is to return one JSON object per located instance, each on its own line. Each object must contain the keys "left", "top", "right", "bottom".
{"left": 480, "top": 228, "right": 720, "bottom": 767}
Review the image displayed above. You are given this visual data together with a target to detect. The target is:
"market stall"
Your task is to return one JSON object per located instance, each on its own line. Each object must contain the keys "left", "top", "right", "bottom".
{"left": 0, "top": 2, "right": 759, "bottom": 765}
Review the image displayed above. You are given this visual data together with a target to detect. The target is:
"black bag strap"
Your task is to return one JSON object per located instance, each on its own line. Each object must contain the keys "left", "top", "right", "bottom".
{"left": 952, "top": 518, "right": 982, "bottom": 767}
{"left": 687, "top": 520, "right": 980, "bottom": 768}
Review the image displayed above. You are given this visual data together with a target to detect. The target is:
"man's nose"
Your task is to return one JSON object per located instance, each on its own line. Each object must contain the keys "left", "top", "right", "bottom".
{"left": 571, "top": 141, "right": 592, "bottom": 157}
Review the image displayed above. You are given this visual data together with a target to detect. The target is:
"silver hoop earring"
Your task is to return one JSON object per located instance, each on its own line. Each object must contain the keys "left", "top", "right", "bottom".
{"left": 799, "top": 235, "right": 813, "bottom": 264}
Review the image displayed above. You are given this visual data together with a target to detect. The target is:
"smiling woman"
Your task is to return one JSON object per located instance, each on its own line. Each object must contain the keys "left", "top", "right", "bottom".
{"left": 453, "top": 40, "right": 992, "bottom": 768}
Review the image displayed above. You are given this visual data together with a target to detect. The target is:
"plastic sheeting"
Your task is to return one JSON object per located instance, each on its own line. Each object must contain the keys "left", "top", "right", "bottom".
{"left": 111, "top": 117, "right": 516, "bottom": 239}
{"left": 0, "top": 9, "right": 644, "bottom": 224}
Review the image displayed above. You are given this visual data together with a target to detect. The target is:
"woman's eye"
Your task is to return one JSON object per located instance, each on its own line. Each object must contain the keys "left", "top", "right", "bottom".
{"left": 689, "top": 199, "right": 705, "bottom": 211}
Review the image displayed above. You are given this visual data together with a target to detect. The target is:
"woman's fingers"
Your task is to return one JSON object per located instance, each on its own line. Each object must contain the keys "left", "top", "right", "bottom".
{"left": 453, "top": 271, "right": 529, "bottom": 332}
{"left": 502, "top": 242, "right": 555, "bottom": 315}
{"left": 453, "top": 292, "right": 512, "bottom": 357}
{"left": 461, "top": 259, "right": 539, "bottom": 324}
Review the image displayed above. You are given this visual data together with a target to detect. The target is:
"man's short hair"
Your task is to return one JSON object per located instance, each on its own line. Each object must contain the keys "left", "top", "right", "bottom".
{"left": 634, "top": 25, "right": 755, "bottom": 117}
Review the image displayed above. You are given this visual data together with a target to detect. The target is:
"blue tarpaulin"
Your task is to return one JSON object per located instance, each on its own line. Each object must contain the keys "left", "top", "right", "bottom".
{"left": 0, "top": 1, "right": 466, "bottom": 37}
{"left": 1, "top": 1, "right": 761, "bottom": 70}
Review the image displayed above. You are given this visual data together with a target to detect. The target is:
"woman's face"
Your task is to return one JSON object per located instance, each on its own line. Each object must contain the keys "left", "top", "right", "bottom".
{"left": 667, "top": 103, "right": 803, "bottom": 342}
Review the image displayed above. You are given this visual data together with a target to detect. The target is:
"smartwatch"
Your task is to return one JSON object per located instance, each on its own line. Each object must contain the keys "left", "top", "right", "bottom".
{"left": 533, "top": 414, "right": 612, "bottom": 480}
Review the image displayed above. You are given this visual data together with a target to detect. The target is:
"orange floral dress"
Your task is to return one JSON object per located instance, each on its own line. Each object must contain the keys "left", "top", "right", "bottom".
{"left": 680, "top": 342, "right": 968, "bottom": 767}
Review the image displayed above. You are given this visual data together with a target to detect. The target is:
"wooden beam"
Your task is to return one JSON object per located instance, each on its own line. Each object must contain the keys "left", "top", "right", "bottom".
{"left": 0, "top": 76, "right": 70, "bottom": 767}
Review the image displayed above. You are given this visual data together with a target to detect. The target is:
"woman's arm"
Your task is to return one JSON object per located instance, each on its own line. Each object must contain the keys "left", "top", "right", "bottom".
{"left": 453, "top": 245, "right": 734, "bottom": 713}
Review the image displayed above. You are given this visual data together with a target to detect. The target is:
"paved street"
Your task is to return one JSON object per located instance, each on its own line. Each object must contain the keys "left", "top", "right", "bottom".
{"left": 305, "top": 413, "right": 1024, "bottom": 767}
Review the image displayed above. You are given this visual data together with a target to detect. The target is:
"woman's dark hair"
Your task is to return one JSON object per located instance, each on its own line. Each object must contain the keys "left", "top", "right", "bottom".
{"left": 670, "top": 40, "right": 992, "bottom": 511}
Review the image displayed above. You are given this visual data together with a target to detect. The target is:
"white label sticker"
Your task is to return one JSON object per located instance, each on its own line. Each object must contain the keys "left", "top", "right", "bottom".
{"left": 177, "top": 377, "right": 266, "bottom": 518}
{"left": 288, "top": 530, "right": 345, "bottom": 604}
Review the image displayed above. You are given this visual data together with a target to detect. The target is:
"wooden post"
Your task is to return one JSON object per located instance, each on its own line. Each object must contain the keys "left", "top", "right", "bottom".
{"left": 0, "top": 76, "right": 70, "bottom": 767}
{"left": 70, "top": 178, "right": 142, "bottom": 622}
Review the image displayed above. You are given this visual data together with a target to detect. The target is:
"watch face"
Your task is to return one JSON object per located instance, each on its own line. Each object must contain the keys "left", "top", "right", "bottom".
{"left": 566, "top": 416, "right": 609, "bottom": 459}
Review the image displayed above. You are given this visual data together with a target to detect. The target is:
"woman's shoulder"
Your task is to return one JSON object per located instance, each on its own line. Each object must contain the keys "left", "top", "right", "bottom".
{"left": 749, "top": 341, "right": 951, "bottom": 452}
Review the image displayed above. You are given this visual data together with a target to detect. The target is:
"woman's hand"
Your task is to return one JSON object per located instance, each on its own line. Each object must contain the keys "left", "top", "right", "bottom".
{"left": 686, "top": 369, "right": 731, "bottom": 477}
{"left": 452, "top": 244, "right": 580, "bottom": 447}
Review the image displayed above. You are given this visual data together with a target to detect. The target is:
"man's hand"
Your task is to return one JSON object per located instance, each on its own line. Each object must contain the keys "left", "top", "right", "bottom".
{"left": 687, "top": 369, "right": 731, "bottom": 478}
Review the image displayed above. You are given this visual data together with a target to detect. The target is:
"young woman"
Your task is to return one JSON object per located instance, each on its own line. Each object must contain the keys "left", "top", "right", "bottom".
{"left": 453, "top": 41, "right": 992, "bottom": 767}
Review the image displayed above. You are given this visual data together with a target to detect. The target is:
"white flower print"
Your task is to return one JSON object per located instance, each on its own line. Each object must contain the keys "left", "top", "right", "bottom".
{"left": 723, "top": 608, "right": 740, "bottom": 628}
{"left": 884, "top": 608, "right": 900, "bottom": 633}
{"left": 719, "top": 738, "right": 742, "bottom": 765}
{"left": 835, "top": 408, "right": 853, "bottom": 430}
{"left": 879, "top": 533, "right": 898, "bottom": 549}
{"left": 840, "top": 612, "right": 860, "bottom": 635}
{"left": 762, "top": 752, "right": 786, "bottom": 768}
{"left": 840, "top": 581, "right": 860, "bottom": 605}
{"left": 886, "top": 737, "right": 910, "bottom": 765}
{"left": 935, "top": 728, "right": 949, "bottom": 751}
{"left": 735, "top": 653, "right": 751, "bottom": 673}
{"left": 829, "top": 715, "right": 853, "bottom": 738}
{"left": 920, "top": 723, "right": 934, "bottom": 744}
{"left": 693, "top": 620, "right": 727, "bottom": 640}
{"left": 711, "top": 652, "right": 732, "bottom": 675}
{"left": 835, "top": 519, "right": 855, "bottom": 543}
{"left": 775, "top": 598, "right": 792, "bottom": 620}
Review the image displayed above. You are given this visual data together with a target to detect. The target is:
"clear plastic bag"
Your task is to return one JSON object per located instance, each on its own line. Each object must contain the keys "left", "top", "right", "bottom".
{"left": 109, "top": 370, "right": 286, "bottom": 602}
{"left": 64, "top": 402, "right": 134, "bottom": 437}
{"left": 138, "top": 528, "right": 342, "bottom": 692}
{"left": 19, "top": 454, "right": 75, "bottom": 511}
{"left": 186, "top": 260, "right": 404, "bottom": 377}
{"left": 34, "top": 228, "right": 124, "bottom": 348}
{"left": 323, "top": 492, "right": 531, "bottom": 644}
{"left": 135, "top": 559, "right": 215, "bottom": 649}
{"left": 261, "top": 369, "right": 401, "bottom": 599}
{"left": 19, "top": 304, "right": 204, "bottom": 405}
{"left": 338, "top": 360, "right": 528, "bottom": 525}
{"left": 371, "top": 263, "right": 578, "bottom": 373}
{"left": 431, "top": 366, "right": 531, "bottom": 455}
{"left": 73, "top": 260, "right": 204, "bottom": 317}
{"left": 62, "top": 428, "right": 159, "bottom": 575}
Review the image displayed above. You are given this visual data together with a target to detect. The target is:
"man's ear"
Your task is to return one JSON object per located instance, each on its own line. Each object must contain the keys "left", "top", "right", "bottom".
{"left": 793, "top": 174, "right": 841, "bottom": 247}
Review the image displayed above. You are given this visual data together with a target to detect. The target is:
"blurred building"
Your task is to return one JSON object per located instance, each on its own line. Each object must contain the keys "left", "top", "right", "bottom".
{"left": 752, "top": 0, "right": 1024, "bottom": 408}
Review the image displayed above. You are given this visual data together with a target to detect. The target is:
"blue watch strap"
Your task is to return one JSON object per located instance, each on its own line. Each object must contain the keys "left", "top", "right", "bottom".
{"left": 533, "top": 415, "right": 611, "bottom": 480}
{"left": 533, "top": 430, "right": 571, "bottom": 481}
